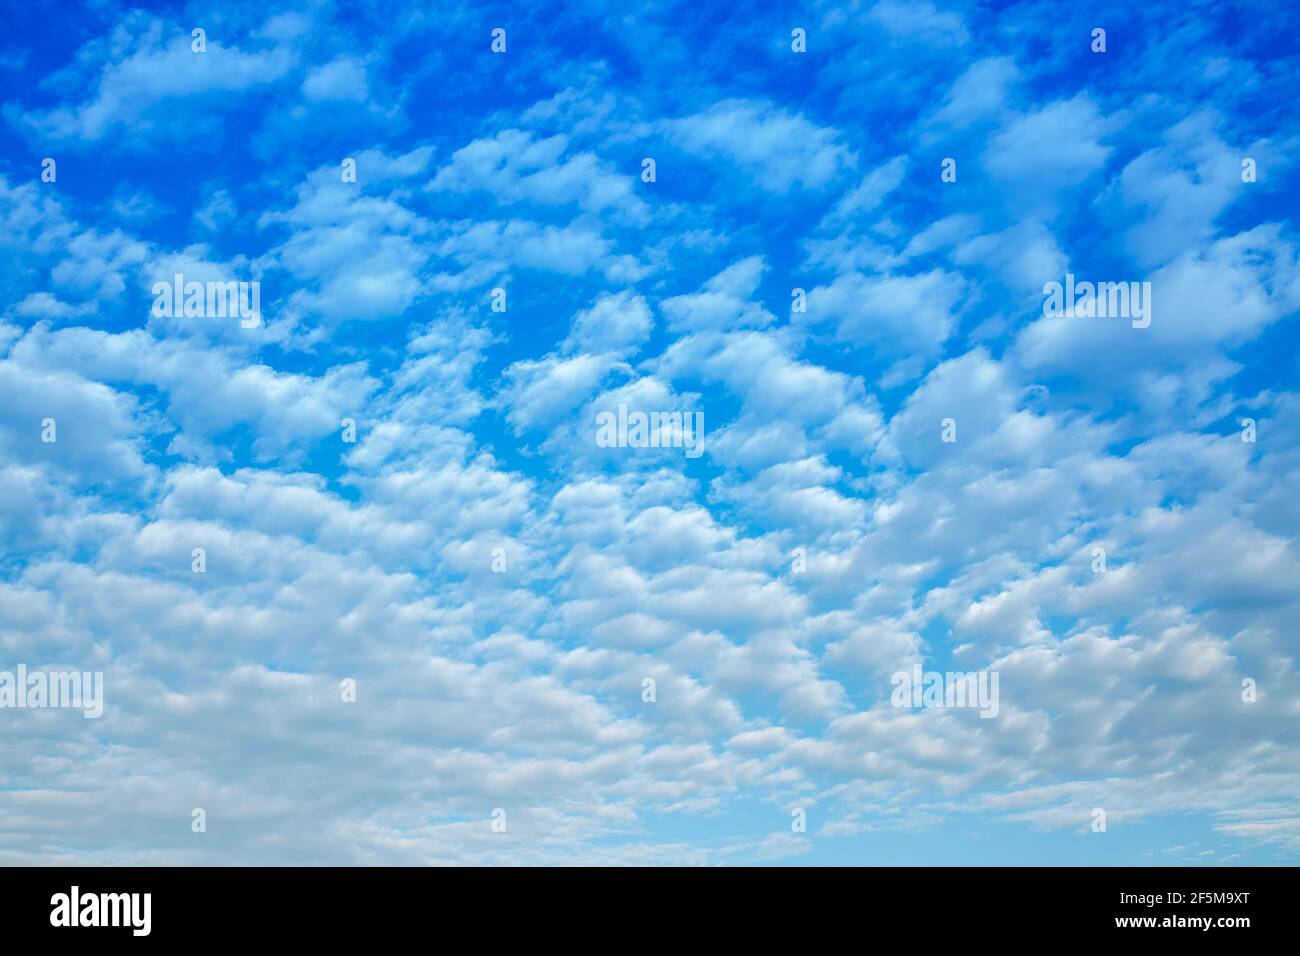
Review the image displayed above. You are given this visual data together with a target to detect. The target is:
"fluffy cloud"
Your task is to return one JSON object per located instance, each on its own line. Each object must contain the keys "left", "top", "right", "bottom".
{"left": 666, "top": 100, "right": 856, "bottom": 192}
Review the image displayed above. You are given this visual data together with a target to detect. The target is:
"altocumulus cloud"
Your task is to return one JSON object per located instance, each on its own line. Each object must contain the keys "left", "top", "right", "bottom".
{"left": 0, "top": 0, "right": 1296, "bottom": 866}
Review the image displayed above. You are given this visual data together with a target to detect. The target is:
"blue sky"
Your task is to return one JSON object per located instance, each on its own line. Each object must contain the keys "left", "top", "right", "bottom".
{"left": 0, "top": 0, "right": 1297, "bottom": 865}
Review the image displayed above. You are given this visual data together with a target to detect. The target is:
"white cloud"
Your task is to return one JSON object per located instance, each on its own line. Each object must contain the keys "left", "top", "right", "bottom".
{"left": 667, "top": 100, "right": 856, "bottom": 192}
{"left": 302, "top": 56, "right": 368, "bottom": 102}
{"left": 660, "top": 258, "right": 775, "bottom": 333}
{"left": 563, "top": 291, "right": 654, "bottom": 356}
{"left": 430, "top": 129, "right": 648, "bottom": 222}
{"left": 18, "top": 16, "right": 297, "bottom": 141}
{"left": 803, "top": 269, "right": 966, "bottom": 355}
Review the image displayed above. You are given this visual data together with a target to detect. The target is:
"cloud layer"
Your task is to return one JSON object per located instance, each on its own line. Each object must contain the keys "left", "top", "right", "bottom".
{"left": 0, "top": 0, "right": 1296, "bottom": 865}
